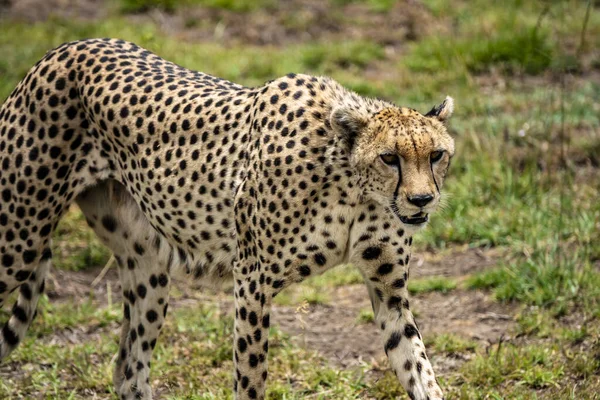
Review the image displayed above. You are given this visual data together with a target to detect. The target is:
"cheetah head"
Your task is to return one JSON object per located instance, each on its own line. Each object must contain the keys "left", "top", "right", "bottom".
{"left": 331, "top": 97, "right": 455, "bottom": 228}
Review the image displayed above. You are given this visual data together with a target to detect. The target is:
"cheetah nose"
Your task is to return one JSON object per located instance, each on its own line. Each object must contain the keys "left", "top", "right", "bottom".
{"left": 407, "top": 194, "right": 434, "bottom": 208}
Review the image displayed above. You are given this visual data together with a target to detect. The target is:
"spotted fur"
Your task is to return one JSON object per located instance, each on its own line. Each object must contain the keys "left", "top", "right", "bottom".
{"left": 0, "top": 38, "right": 455, "bottom": 400}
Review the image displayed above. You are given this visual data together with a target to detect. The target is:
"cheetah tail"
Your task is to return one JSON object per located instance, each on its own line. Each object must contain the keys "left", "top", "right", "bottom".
{"left": 0, "top": 251, "right": 50, "bottom": 361}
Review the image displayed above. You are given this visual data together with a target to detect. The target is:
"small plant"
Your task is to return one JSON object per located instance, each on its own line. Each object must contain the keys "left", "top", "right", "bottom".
{"left": 120, "top": 0, "right": 178, "bottom": 13}
{"left": 408, "top": 277, "right": 457, "bottom": 295}
{"left": 427, "top": 333, "right": 477, "bottom": 355}
{"left": 52, "top": 208, "right": 111, "bottom": 271}
{"left": 356, "top": 308, "right": 375, "bottom": 324}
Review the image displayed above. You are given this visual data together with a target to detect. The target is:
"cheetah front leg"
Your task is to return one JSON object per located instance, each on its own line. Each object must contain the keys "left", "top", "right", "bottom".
{"left": 351, "top": 211, "right": 444, "bottom": 400}
{"left": 364, "top": 274, "right": 443, "bottom": 400}
{"left": 232, "top": 262, "right": 272, "bottom": 400}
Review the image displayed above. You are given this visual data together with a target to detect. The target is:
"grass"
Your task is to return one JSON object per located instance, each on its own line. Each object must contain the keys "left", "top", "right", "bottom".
{"left": 331, "top": 0, "right": 397, "bottom": 13}
{"left": 356, "top": 308, "right": 375, "bottom": 324}
{"left": 118, "top": 0, "right": 275, "bottom": 13}
{"left": 274, "top": 264, "right": 363, "bottom": 306}
{"left": 426, "top": 333, "right": 477, "bottom": 355}
{"left": 1, "top": 0, "right": 599, "bottom": 398}
{"left": 2, "top": 301, "right": 398, "bottom": 399}
{"left": 52, "top": 206, "right": 111, "bottom": 271}
{"left": 408, "top": 277, "right": 457, "bottom": 295}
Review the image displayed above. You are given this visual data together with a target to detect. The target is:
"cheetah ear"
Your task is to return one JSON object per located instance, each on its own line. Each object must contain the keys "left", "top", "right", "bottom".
{"left": 330, "top": 106, "right": 368, "bottom": 150}
{"left": 425, "top": 96, "right": 454, "bottom": 123}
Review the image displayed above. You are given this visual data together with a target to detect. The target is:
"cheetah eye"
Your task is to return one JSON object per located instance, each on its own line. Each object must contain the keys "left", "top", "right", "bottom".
{"left": 380, "top": 154, "right": 399, "bottom": 167}
{"left": 430, "top": 151, "right": 444, "bottom": 163}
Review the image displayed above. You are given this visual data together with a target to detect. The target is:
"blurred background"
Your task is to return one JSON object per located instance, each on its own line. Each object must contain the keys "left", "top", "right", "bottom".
{"left": 0, "top": 0, "right": 598, "bottom": 399}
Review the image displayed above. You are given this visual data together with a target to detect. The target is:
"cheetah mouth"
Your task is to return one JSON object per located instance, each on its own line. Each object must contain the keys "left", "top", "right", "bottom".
{"left": 399, "top": 212, "right": 429, "bottom": 225}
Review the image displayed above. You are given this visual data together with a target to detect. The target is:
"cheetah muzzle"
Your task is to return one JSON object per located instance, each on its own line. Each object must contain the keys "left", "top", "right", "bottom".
{"left": 0, "top": 38, "right": 455, "bottom": 400}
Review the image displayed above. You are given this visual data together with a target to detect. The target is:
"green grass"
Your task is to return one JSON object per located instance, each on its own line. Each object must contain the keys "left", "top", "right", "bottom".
{"left": 31, "top": 297, "right": 121, "bottom": 337}
{"left": 2, "top": 301, "right": 402, "bottom": 399}
{"left": 356, "top": 308, "right": 375, "bottom": 324}
{"left": 467, "top": 247, "right": 600, "bottom": 312}
{"left": 408, "top": 277, "right": 458, "bottom": 295}
{"left": 52, "top": 207, "right": 111, "bottom": 271}
{"left": 426, "top": 333, "right": 478, "bottom": 355}
{"left": 118, "top": 0, "right": 275, "bottom": 13}
{"left": 407, "top": 24, "right": 554, "bottom": 75}
{"left": 444, "top": 337, "right": 600, "bottom": 399}
{"left": 274, "top": 264, "right": 363, "bottom": 305}
{"left": 464, "top": 344, "right": 565, "bottom": 389}
{"left": 331, "top": 0, "right": 397, "bottom": 13}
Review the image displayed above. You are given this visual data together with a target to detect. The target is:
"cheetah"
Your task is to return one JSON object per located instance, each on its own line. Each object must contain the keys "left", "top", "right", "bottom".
{"left": 0, "top": 38, "right": 455, "bottom": 400}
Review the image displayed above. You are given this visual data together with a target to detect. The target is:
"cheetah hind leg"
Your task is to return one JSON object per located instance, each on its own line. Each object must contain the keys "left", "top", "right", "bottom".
{"left": 0, "top": 248, "right": 51, "bottom": 361}
{"left": 77, "top": 181, "right": 172, "bottom": 400}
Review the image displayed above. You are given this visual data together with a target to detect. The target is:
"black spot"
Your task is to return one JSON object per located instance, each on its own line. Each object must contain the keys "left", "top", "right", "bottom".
{"left": 12, "top": 304, "right": 28, "bottom": 322}
{"left": 55, "top": 78, "right": 66, "bottom": 91}
{"left": 385, "top": 331, "right": 402, "bottom": 354}
{"left": 15, "top": 270, "right": 31, "bottom": 282}
{"left": 2, "top": 325, "right": 19, "bottom": 346}
{"left": 134, "top": 242, "right": 145, "bottom": 256}
{"left": 388, "top": 296, "right": 402, "bottom": 309}
{"left": 101, "top": 215, "right": 118, "bottom": 232}
{"left": 362, "top": 246, "right": 382, "bottom": 260}
{"left": 158, "top": 273, "right": 169, "bottom": 287}
{"left": 314, "top": 253, "right": 326, "bottom": 266}
{"left": 248, "top": 311, "right": 258, "bottom": 326}
{"left": 20, "top": 283, "right": 32, "bottom": 300}
{"left": 298, "top": 265, "right": 311, "bottom": 276}
{"left": 2, "top": 254, "right": 14, "bottom": 267}
{"left": 65, "top": 106, "right": 78, "bottom": 120}
{"left": 1, "top": 189, "right": 11, "bottom": 202}
{"left": 248, "top": 387, "right": 257, "bottom": 399}
{"left": 262, "top": 314, "right": 270, "bottom": 328}
{"left": 404, "top": 324, "right": 419, "bottom": 339}
{"left": 238, "top": 337, "right": 247, "bottom": 353}
{"left": 22, "top": 250, "right": 37, "bottom": 264}
{"left": 392, "top": 278, "right": 405, "bottom": 289}
{"left": 125, "top": 365, "right": 134, "bottom": 380}
{"left": 272, "top": 280, "right": 284, "bottom": 289}
{"left": 36, "top": 166, "right": 50, "bottom": 180}
{"left": 249, "top": 354, "right": 259, "bottom": 368}
{"left": 137, "top": 284, "right": 147, "bottom": 299}
{"left": 377, "top": 263, "right": 394, "bottom": 275}
{"left": 146, "top": 310, "right": 158, "bottom": 323}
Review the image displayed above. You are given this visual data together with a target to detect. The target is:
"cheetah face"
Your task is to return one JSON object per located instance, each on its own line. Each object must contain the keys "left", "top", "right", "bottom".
{"left": 332, "top": 97, "right": 455, "bottom": 228}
